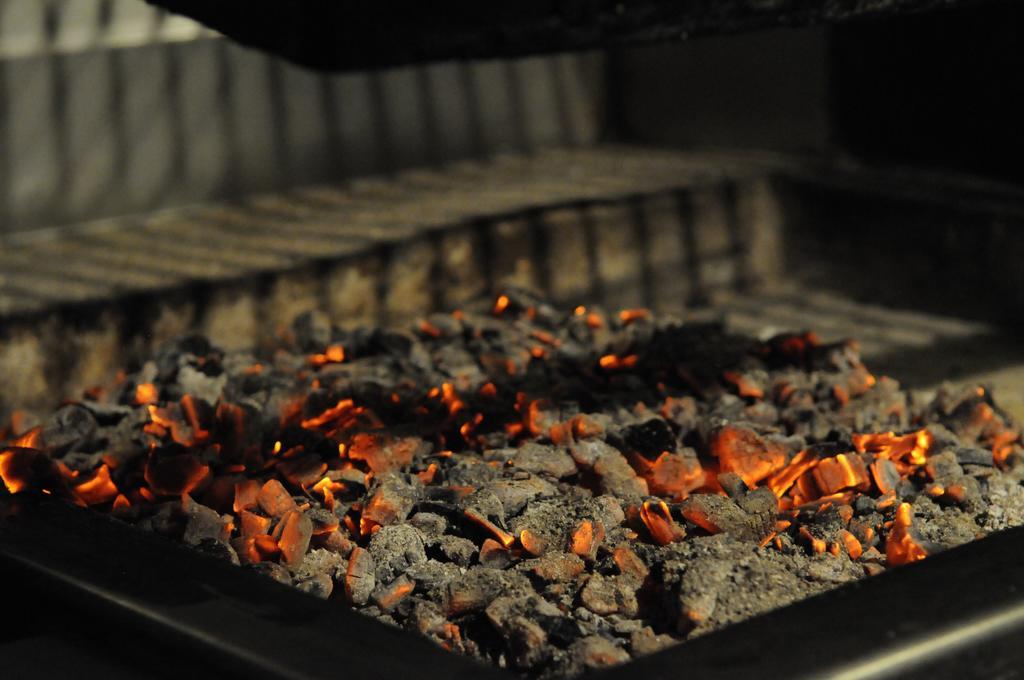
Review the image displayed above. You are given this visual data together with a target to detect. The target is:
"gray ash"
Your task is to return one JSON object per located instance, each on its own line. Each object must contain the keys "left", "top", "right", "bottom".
{"left": 2, "top": 287, "right": 1023, "bottom": 677}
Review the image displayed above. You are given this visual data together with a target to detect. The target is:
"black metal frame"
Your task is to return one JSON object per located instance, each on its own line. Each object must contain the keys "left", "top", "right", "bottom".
{"left": 145, "top": 0, "right": 994, "bottom": 72}
{"left": 4, "top": 493, "right": 1024, "bottom": 679}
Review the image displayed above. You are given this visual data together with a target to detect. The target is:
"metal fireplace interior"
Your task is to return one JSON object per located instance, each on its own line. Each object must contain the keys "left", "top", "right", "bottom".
{"left": 2, "top": 1, "right": 1024, "bottom": 679}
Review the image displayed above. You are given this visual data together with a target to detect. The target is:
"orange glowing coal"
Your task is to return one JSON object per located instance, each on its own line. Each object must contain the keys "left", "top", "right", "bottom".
{"left": 0, "top": 447, "right": 36, "bottom": 494}
{"left": 300, "top": 398, "right": 358, "bottom": 429}
{"left": 811, "top": 453, "right": 870, "bottom": 496}
{"left": 309, "top": 344, "right": 345, "bottom": 367}
{"left": 73, "top": 464, "right": 119, "bottom": 506}
{"left": 886, "top": 502, "right": 928, "bottom": 566}
{"left": 640, "top": 499, "right": 684, "bottom": 545}
{"left": 570, "top": 520, "right": 597, "bottom": 558}
{"left": 766, "top": 450, "right": 818, "bottom": 497}
{"left": 722, "top": 371, "right": 764, "bottom": 399}
{"left": 618, "top": 308, "right": 650, "bottom": 325}
{"left": 852, "top": 429, "right": 933, "bottom": 467}
{"left": 11, "top": 426, "right": 43, "bottom": 450}
{"left": 440, "top": 383, "right": 465, "bottom": 416}
{"left": 599, "top": 354, "right": 639, "bottom": 370}
{"left": 709, "top": 425, "right": 787, "bottom": 487}
{"left": 134, "top": 382, "right": 159, "bottom": 405}
{"left": 633, "top": 451, "right": 705, "bottom": 499}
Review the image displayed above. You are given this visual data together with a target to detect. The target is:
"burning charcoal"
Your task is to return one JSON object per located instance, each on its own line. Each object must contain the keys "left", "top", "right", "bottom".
{"left": 568, "top": 438, "right": 648, "bottom": 498}
{"left": 41, "top": 405, "right": 97, "bottom": 455}
{"left": 349, "top": 434, "right": 431, "bottom": 475}
{"left": 503, "top": 442, "right": 578, "bottom": 478}
{"left": 869, "top": 458, "right": 901, "bottom": 496}
{"left": 885, "top": 503, "right": 929, "bottom": 566}
{"left": 278, "top": 510, "right": 314, "bottom": 566}
{"left": 362, "top": 473, "right": 421, "bottom": 530}
{"left": 579, "top": 574, "right": 638, "bottom": 617}
{"left": 344, "top": 547, "right": 376, "bottom": 605}
{"left": 230, "top": 537, "right": 260, "bottom": 565}
{"left": 257, "top": 479, "right": 297, "bottom": 517}
{"left": 367, "top": 524, "right": 427, "bottom": 583}
{"left": 192, "top": 537, "right": 240, "bottom": 565}
{"left": 570, "top": 519, "right": 605, "bottom": 561}
{"left": 479, "top": 538, "right": 512, "bottom": 569}
{"left": 708, "top": 425, "right": 788, "bottom": 487}
{"left": 295, "top": 573, "right": 333, "bottom": 599}
{"left": 233, "top": 479, "right": 261, "bottom": 513}
{"left": 460, "top": 487, "right": 511, "bottom": 541}
{"left": 684, "top": 491, "right": 770, "bottom": 544}
{"left": 612, "top": 546, "right": 649, "bottom": 585}
{"left": 630, "top": 627, "right": 677, "bottom": 656}
{"left": 637, "top": 449, "right": 705, "bottom": 498}
{"left": 19, "top": 291, "right": 1024, "bottom": 678}
{"left": 812, "top": 453, "right": 870, "bottom": 495}
{"left": 372, "top": 575, "right": 416, "bottom": 611}
{"left": 240, "top": 510, "right": 272, "bottom": 537}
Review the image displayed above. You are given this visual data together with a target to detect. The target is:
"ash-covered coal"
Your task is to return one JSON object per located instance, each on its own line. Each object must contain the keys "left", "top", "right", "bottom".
{"left": 3, "top": 287, "right": 1024, "bottom": 677}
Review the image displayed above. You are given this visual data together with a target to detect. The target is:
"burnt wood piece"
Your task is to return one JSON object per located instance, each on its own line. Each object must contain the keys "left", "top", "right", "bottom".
{"left": 145, "top": 0, "right": 992, "bottom": 72}
{"left": 5, "top": 494, "right": 1024, "bottom": 679}
{"left": 0, "top": 494, "right": 509, "bottom": 680}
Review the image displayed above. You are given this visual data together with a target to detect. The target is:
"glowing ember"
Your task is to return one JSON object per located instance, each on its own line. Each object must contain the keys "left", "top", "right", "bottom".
{"left": 73, "top": 464, "right": 119, "bottom": 506}
{"left": 709, "top": 425, "right": 787, "bottom": 487}
{"left": 309, "top": 344, "right": 346, "bottom": 366}
{"left": 134, "top": 382, "right": 159, "bottom": 405}
{"left": 598, "top": 354, "right": 639, "bottom": 370}
{"left": 639, "top": 499, "right": 684, "bottom": 545}
{"left": 853, "top": 430, "right": 932, "bottom": 467}
{"left": 886, "top": 502, "right": 929, "bottom": 566}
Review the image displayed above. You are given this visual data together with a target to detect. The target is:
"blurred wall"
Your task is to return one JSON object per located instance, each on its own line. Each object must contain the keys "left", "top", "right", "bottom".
{"left": 0, "top": 0, "right": 607, "bottom": 234}
{"left": 610, "top": 27, "right": 832, "bottom": 154}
